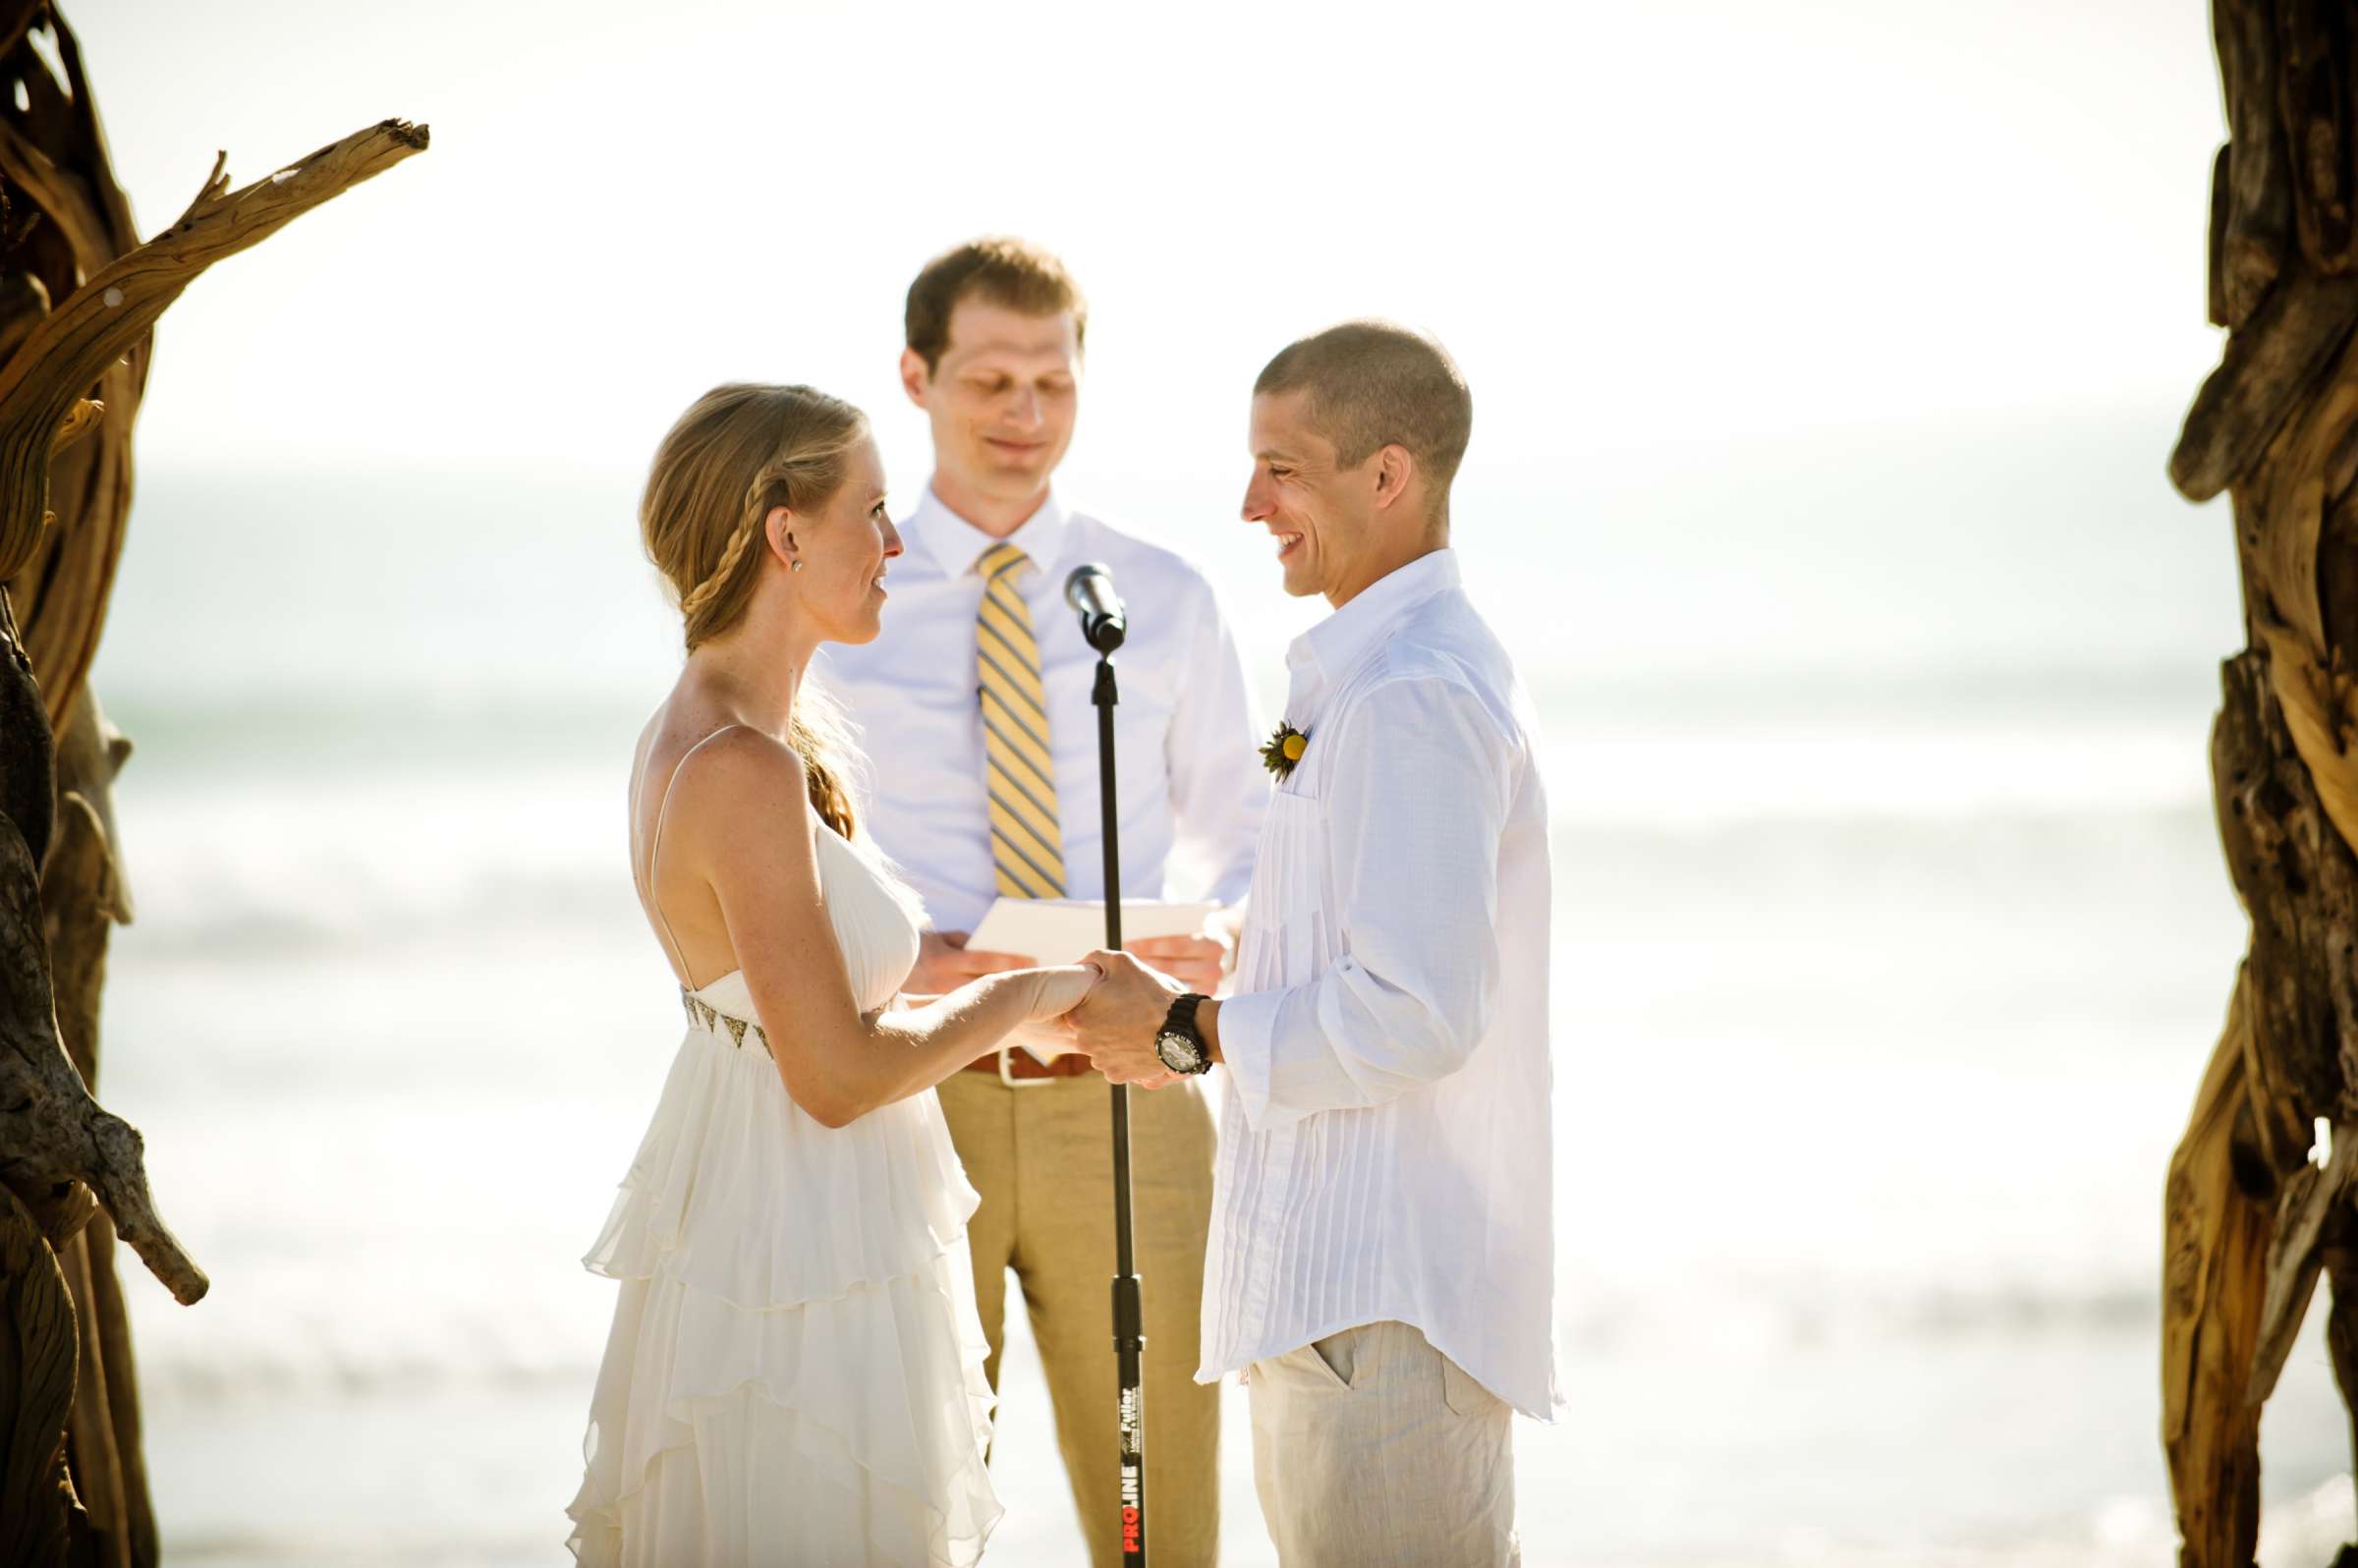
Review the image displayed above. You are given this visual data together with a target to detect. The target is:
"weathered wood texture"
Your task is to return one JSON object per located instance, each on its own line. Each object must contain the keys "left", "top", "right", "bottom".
{"left": 0, "top": 111, "right": 426, "bottom": 583}
{"left": 2165, "top": 991, "right": 2270, "bottom": 1568}
{"left": 0, "top": 1182, "right": 75, "bottom": 1568}
{"left": 45, "top": 687, "right": 142, "bottom": 1568}
{"left": 2167, "top": 1, "right": 2358, "bottom": 1562}
{"left": 0, "top": 4, "right": 143, "bottom": 738}
{"left": 0, "top": 81, "right": 426, "bottom": 1262}
{"left": 0, "top": 6, "right": 427, "bottom": 1560}
{"left": 0, "top": 16, "right": 152, "bottom": 1557}
{"left": 0, "top": 98, "right": 430, "bottom": 1288}
{"left": 2209, "top": 0, "right": 2290, "bottom": 326}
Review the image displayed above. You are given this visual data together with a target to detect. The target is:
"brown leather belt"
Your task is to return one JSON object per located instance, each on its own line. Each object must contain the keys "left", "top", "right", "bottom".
{"left": 964, "top": 1045, "right": 1096, "bottom": 1087}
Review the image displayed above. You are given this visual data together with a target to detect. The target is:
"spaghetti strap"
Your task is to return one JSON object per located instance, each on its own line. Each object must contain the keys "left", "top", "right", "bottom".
{"left": 639, "top": 723, "right": 748, "bottom": 990}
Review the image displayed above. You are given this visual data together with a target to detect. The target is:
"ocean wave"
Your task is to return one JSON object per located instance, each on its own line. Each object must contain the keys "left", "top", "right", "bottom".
{"left": 122, "top": 1274, "right": 2170, "bottom": 1407}
{"left": 99, "top": 758, "right": 2226, "bottom": 954}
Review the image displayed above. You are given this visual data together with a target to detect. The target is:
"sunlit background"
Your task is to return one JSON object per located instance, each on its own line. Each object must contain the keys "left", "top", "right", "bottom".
{"left": 59, "top": 0, "right": 2357, "bottom": 1562}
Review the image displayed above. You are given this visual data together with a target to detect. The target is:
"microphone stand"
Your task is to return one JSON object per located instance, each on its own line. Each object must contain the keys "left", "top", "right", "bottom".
{"left": 1083, "top": 609, "right": 1148, "bottom": 1565}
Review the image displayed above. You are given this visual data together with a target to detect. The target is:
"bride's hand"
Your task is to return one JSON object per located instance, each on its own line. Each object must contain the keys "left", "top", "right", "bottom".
{"left": 1001, "top": 962, "right": 1099, "bottom": 1058}
{"left": 1020, "top": 962, "right": 1101, "bottom": 1021}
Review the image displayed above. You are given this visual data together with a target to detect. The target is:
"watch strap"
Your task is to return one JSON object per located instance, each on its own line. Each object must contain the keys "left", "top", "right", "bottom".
{"left": 1157, "top": 992, "right": 1212, "bottom": 1073}
{"left": 1162, "top": 992, "right": 1205, "bottom": 1038}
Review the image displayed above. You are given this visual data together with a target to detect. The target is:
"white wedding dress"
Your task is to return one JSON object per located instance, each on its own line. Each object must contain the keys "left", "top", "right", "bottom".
{"left": 567, "top": 756, "right": 1001, "bottom": 1566}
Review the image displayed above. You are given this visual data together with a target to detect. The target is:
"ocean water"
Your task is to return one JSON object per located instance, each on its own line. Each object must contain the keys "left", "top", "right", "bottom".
{"left": 74, "top": 441, "right": 2358, "bottom": 1564}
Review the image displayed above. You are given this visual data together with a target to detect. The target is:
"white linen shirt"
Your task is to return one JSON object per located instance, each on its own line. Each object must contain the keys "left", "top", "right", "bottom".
{"left": 1201, "top": 549, "right": 1561, "bottom": 1420}
{"left": 818, "top": 487, "right": 1265, "bottom": 931}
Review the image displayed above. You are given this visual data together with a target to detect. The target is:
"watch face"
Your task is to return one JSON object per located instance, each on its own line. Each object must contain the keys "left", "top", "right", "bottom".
{"left": 1154, "top": 1030, "right": 1203, "bottom": 1074}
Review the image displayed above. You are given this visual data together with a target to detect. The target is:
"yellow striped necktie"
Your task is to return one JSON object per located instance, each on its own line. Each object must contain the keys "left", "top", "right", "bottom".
{"left": 975, "top": 542, "right": 1067, "bottom": 898}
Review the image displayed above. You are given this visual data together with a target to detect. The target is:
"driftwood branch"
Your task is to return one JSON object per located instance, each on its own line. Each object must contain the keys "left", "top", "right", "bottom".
{"left": 0, "top": 1181, "right": 76, "bottom": 1567}
{"left": 2165, "top": 983, "right": 2273, "bottom": 1565}
{"left": 0, "top": 116, "right": 426, "bottom": 585}
{"left": 8, "top": 5, "right": 141, "bottom": 738}
{"left": 2172, "top": 269, "right": 2358, "bottom": 502}
{"left": 0, "top": 120, "right": 115, "bottom": 275}
{"left": 0, "top": 19, "right": 429, "bottom": 1555}
{"left": 0, "top": 822, "right": 198, "bottom": 1303}
{"left": 47, "top": 397, "right": 98, "bottom": 456}
{"left": 2250, "top": 1128, "right": 2356, "bottom": 1404}
{"left": 0, "top": 652, "right": 197, "bottom": 1308}
{"left": 2211, "top": 0, "right": 2291, "bottom": 326}
{"left": 2214, "top": 647, "right": 2358, "bottom": 1128}
{"left": 2168, "top": 3, "right": 2358, "bottom": 1562}
{"left": 2276, "top": 0, "right": 2358, "bottom": 273}
{"left": 0, "top": 114, "right": 430, "bottom": 1303}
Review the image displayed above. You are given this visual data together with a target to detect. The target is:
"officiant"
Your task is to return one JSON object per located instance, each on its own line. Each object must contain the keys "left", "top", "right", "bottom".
{"left": 818, "top": 237, "right": 1265, "bottom": 1567}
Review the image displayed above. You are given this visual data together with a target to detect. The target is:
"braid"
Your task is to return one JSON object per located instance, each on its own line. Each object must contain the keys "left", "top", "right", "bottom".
{"left": 678, "top": 511, "right": 762, "bottom": 639}
{"left": 741, "top": 460, "right": 791, "bottom": 536}
{"left": 681, "top": 455, "right": 816, "bottom": 641}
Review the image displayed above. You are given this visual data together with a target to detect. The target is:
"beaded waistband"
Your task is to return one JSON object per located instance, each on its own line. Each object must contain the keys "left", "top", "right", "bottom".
{"left": 682, "top": 989, "right": 770, "bottom": 1057}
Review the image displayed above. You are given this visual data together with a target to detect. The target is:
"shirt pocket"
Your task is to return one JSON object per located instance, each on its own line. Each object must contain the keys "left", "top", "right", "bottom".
{"left": 1244, "top": 785, "right": 1331, "bottom": 985}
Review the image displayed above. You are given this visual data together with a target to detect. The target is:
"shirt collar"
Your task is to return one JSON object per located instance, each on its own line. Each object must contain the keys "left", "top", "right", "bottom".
{"left": 903, "top": 484, "right": 1075, "bottom": 581}
{"left": 1288, "top": 547, "right": 1463, "bottom": 690}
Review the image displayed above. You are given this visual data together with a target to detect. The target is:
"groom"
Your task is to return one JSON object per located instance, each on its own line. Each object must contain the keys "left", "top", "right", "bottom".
{"left": 1070, "top": 320, "right": 1558, "bottom": 1566}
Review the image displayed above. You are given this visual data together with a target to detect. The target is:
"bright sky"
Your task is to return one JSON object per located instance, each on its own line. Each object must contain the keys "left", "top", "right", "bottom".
{"left": 71, "top": 1, "right": 2223, "bottom": 464}
{"left": 65, "top": 1, "right": 2234, "bottom": 688}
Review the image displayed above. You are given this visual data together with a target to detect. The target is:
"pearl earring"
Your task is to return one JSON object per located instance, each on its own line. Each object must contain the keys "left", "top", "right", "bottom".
{"left": 791, "top": 559, "right": 804, "bottom": 573}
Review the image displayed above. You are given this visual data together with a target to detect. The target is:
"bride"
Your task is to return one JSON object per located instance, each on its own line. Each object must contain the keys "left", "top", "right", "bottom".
{"left": 566, "top": 383, "right": 1096, "bottom": 1566}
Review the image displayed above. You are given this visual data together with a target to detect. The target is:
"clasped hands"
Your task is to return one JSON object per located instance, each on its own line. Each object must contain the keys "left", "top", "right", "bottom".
{"left": 913, "top": 929, "right": 1217, "bottom": 1090}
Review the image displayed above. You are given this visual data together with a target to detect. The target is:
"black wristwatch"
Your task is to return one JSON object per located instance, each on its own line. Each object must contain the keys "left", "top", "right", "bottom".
{"left": 1153, "top": 993, "right": 1214, "bottom": 1076}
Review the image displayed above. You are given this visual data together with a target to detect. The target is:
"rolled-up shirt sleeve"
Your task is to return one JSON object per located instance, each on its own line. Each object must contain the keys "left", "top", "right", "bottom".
{"left": 1218, "top": 674, "right": 1514, "bottom": 1128}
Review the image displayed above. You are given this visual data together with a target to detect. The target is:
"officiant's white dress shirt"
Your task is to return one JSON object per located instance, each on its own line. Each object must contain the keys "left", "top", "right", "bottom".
{"left": 1202, "top": 548, "right": 1560, "bottom": 1420}
{"left": 818, "top": 487, "right": 1265, "bottom": 930}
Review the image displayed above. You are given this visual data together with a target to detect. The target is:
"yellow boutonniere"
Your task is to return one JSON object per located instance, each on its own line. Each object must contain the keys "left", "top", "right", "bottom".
{"left": 1261, "top": 721, "right": 1310, "bottom": 782}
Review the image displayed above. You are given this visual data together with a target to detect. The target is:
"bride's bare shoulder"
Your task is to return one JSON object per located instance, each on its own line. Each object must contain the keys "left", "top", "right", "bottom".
{"left": 649, "top": 720, "right": 809, "bottom": 818}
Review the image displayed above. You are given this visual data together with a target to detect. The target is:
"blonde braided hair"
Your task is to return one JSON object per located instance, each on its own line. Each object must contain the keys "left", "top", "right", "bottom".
{"left": 676, "top": 510, "right": 762, "bottom": 628}
{"left": 642, "top": 383, "right": 871, "bottom": 838}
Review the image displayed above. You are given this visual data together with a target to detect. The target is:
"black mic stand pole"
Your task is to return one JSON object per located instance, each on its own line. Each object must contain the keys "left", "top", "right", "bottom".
{"left": 1086, "top": 613, "right": 1149, "bottom": 1564}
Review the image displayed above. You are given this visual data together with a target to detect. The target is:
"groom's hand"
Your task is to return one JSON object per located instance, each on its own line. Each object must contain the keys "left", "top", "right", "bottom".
{"left": 906, "top": 929, "right": 1035, "bottom": 995}
{"left": 1069, "top": 949, "right": 1184, "bottom": 1084}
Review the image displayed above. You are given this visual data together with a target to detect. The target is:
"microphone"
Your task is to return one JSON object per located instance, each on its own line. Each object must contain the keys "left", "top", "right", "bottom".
{"left": 1064, "top": 561, "right": 1127, "bottom": 653}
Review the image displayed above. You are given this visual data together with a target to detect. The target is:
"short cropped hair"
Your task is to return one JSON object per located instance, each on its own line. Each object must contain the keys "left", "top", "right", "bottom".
{"left": 1254, "top": 320, "right": 1472, "bottom": 504}
{"left": 905, "top": 237, "right": 1089, "bottom": 374}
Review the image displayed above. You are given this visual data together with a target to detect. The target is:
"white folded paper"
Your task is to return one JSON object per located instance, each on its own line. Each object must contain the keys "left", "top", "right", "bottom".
{"left": 967, "top": 898, "right": 1218, "bottom": 969}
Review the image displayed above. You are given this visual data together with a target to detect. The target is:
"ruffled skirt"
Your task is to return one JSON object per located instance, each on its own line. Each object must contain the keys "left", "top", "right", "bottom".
{"left": 566, "top": 1024, "right": 1001, "bottom": 1566}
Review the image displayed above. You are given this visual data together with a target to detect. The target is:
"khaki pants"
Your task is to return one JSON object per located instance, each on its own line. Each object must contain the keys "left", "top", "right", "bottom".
{"left": 1248, "top": 1320, "right": 1517, "bottom": 1568}
{"left": 936, "top": 1069, "right": 1219, "bottom": 1567}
